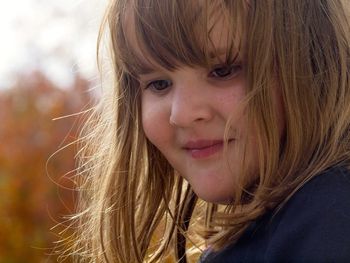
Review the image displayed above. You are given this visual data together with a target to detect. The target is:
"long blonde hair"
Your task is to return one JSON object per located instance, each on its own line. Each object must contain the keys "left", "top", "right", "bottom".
{"left": 67, "top": 0, "right": 350, "bottom": 262}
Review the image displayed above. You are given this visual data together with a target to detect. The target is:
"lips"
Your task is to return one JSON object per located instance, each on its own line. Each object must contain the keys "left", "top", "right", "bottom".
{"left": 183, "top": 139, "right": 234, "bottom": 159}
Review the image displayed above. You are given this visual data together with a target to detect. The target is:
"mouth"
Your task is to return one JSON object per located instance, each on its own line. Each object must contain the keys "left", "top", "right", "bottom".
{"left": 183, "top": 139, "right": 235, "bottom": 159}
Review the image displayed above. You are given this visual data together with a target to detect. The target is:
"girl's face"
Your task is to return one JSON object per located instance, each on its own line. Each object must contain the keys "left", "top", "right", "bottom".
{"left": 141, "top": 65, "right": 250, "bottom": 203}
{"left": 137, "top": 15, "right": 285, "bottom": 204}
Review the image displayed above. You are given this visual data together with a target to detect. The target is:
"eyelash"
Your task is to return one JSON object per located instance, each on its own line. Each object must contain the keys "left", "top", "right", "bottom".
{"left": 208, "top": 64, "right": 242, "bottom": 80}
{"left": 143, "top": 64, "right": 242, "bottom": 92}
{"left": 145, "top": 79, "right": 172, "bottom": 92}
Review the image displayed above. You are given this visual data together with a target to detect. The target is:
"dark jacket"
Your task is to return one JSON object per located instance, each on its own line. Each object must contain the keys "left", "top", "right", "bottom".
{"left": 200, "top": 166, "right": 350, "bottom": 263}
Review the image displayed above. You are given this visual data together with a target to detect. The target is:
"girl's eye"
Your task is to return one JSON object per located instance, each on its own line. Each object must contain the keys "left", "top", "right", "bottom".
{"left": 146, "top": 79, "right": 172, "bottom": 92}
{"left": 209, "top": 64, "right": 242, "bottom": 80}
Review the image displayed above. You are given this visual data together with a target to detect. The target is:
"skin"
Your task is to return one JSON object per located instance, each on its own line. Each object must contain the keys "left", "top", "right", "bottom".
{"left": 141, "top": 63, "right": 253, "bottom": 203}
{"left": 129, "top": 12, "right": 285, "bottom": 204}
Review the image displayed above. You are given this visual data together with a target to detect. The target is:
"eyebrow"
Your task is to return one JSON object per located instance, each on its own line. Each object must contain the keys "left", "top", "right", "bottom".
{"left": 208, "top": 48, "right": 229, "bottom": 58}
{"left": 208, "top": 47, "right": 240, "bottom": 65}
{"left": 136, "top": 49, "right": 240, "bottom": 77}
{"left": 136, "top": 61, "right": 161, "bottom": 75}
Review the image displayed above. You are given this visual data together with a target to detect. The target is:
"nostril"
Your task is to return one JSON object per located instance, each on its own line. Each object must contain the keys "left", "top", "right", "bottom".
{"left": 169, "top": 118, "right": 176, "bottom": 126}
{"left": 169, "top": 94, "right": 214, "bottom": 127}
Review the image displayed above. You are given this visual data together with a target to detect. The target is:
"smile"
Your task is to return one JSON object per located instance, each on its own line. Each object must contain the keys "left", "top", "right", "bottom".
{"left": 183, "top": 139, "right": 234, "bottom": 159}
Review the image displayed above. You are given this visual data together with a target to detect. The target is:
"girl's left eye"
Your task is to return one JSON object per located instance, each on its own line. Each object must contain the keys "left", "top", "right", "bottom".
{"left": 209, "top": 64, "right": 242, "bottom": 80}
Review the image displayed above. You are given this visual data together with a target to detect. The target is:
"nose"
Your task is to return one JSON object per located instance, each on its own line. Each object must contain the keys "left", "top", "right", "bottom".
{"left": 169, "top": 81, "right": 214, "bottom": 127}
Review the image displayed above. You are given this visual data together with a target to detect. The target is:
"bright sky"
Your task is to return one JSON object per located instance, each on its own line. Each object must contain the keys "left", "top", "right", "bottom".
{"left": 0, "top": 0, "right": 107, "bottom": 89}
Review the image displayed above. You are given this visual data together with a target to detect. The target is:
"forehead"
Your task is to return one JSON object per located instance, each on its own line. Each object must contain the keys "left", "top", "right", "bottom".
{"left": 118, "top": 0, "right": 243, "bottom": 74}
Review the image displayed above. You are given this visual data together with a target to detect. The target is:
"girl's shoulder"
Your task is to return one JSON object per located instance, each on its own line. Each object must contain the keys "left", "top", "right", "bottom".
{"left": 282, "top": 165, "right": 350, "bottom": 215}
{"left": 267, "top": 165, "right": 350, "bottom": 255}
{"left": 201, "top": 165, "right": 350, "bottom": 263}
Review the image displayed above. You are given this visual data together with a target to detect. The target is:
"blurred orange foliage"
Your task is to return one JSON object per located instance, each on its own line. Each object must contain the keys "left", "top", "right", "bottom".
{"left": 0, "top": 71, "right": 92, "bottom": 262}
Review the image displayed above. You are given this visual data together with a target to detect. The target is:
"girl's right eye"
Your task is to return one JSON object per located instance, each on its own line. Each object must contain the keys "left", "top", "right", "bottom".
{"left": 145, "top": 79, "right": 172, "bottom": 92}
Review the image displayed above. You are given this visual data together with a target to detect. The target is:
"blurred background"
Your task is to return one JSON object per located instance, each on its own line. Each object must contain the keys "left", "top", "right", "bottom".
{"left": 0, "top": 0, "right": 106, "bottom": 262}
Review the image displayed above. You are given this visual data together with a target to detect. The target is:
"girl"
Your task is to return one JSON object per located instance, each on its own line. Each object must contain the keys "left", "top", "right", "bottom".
{"left": 68, "top": 0, "right": 350, "bottom": 262}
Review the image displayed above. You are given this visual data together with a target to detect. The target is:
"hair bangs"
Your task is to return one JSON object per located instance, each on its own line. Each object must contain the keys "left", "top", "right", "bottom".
{"left": 115, "top": 0, "right": 245, "bottom": 76}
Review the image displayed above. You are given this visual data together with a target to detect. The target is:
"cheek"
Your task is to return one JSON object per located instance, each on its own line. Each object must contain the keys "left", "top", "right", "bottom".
{"left": 216, "top": 78, "right": 247, "bottom": 121}
{"left": 141, "top": 98, "right": 170, "bottom": 148}
{"left": 142, "top": 103, "right": 157, "bottom": 143}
